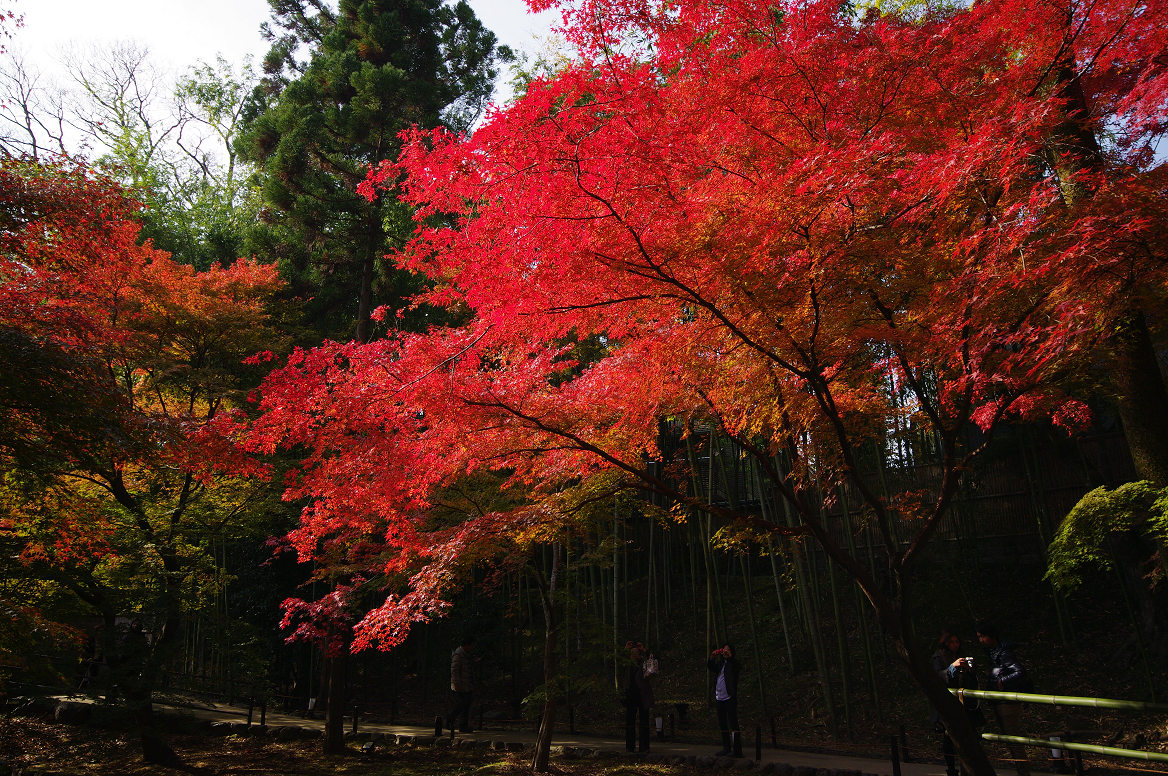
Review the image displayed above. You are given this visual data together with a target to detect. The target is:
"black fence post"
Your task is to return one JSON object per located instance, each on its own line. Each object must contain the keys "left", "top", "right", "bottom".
{"left": 352, "top": 704, "right": 359, "bottom": 735}
{"left": 246, "top": 698, "right": 254, "bottom": 727}
{"left": 890, "top": 734, "right": 903, "bottom": 776}
{"left": 434, "top": 715, "right": 444, "bottom": 737}
{"left": 755, "top": 723, "right": 762, "bottom": 761}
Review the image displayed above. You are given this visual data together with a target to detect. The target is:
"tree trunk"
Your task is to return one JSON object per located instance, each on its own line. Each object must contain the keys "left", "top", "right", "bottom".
{"left": 355, "top": 246, "right": 375, "bottom": 344}
{"left": 531, "top": 543, "right": 562, "bottom": 774}
{"left": 135, "top": 554, "right": 184, "bottom": 765}
{"left": 797, "top": 501, "right": 998, "bottom": 776}
{"left": 1112, "top": 310, "right": 1168, "bottom": 487}
{"left": 1043, "top": 50, "right": 1168, "bottom": 486}
{"left": 1109, "top": 530, "right": 1168, "bottom": 672}
{"left": 1045, "top": 40, "right": 1168, "bottom": 677}
{"left": 125, "top": 639, "right": 181, "bottom": 766}
{"left": 896, "top": 633, "right": 997, "bottom": 776}
{"left": 323, "top": 650, "right": 348, "bottom": 754}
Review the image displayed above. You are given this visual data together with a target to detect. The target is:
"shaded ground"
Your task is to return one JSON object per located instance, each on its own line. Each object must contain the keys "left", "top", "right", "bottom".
{"left": 0, "top": 715, "right": 753, "bottom": 776}
{"left": 3, "top": 698, "right": 1165, "bottom": 776}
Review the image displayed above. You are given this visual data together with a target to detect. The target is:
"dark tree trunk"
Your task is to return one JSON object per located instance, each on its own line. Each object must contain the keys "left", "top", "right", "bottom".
{"left": 896, "top": 633, "right": 997, "bottom": 776}
{"left": 531, "top": 544, "right": 562, "bottom": 774}
{"left": 1045, "top": 44, "right": 1168, "bottom": 659}
{"left": 323, "top": 651, "right": 348, "bottom": 754}
{"left": 355, "top": 248, "right": 375, "bottom": 344}
{"left": 797, "top": 510, "right": 999, "bottom": 776}
{"left": 1109, "top": 531, "right": 1168, "bottom": 670}
{"left": 126, "top": 614, "right": 183, "bottom": 766}
{"left": 1112, "top": 310, "right": 1168, "bottom": 487}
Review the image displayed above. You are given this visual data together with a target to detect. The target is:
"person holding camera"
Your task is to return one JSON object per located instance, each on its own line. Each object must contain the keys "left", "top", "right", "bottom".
{"left": 934, "top": 630, "right": 983, "bottom": 776}
{"left": 707, "top": 642, "right": 741, "bottom": 757}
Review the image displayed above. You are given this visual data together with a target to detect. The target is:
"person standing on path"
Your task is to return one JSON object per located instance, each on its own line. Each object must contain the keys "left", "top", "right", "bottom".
{"left": 447, "top": 635, "right": 475, "bottom": 734}
{"left": 934, "top": 630, "right": 984, "bottom": 776}
{"left": 975, "top": 621, "right": 1032, "bottom": 776}
{"left": 623, "top": 640, "right": 655, "bottom": 753}
{"left": 707, "top": 642, "right": 742, "bottom": 757}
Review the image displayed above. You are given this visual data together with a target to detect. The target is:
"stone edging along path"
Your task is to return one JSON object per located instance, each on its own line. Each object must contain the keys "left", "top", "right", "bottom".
{"left": 36, "top": 700, "right": 906, "bottom": 776}
{"left": 195, "top": 718, "right": 887, "bottom": 776}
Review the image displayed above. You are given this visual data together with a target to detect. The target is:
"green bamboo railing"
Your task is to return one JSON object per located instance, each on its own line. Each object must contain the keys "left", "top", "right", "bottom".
{"left": 982, "top": 734, "right": 1168, "bottom": 764}
{"left": 950, "top": 688, "right": 1168, "bottom": 712}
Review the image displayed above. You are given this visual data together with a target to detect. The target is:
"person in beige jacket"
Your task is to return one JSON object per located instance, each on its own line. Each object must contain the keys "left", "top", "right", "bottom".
{"left": 446, "top": 635, "right": 475, "bottom": 733}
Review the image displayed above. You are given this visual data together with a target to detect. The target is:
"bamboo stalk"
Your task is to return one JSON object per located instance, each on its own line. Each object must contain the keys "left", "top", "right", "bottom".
{"left": 740, "top": 553, "right": 770, "bottom": 718}
{"left": 612, "top": 500, "right": 619, "bottom": 689}
{"left": 756, "top": 451, "right": 796, "bottom": 665}
{"left": 645, "top": 515, "right": 655, "bottom": 643}
{"left": 981, "top": 734, "right": 1168, "bottom": 763}
{"left": 1020, "top": 426, "right": 1071, "bottom": 643}
{"left": 953, "top": 689, "right": 1168, "bottom": 711}
{"left": 838, "top": 484, "right": 881, "bottom": 721}
{"left": 775, "top": 453, "right": 838, "bottom": 734}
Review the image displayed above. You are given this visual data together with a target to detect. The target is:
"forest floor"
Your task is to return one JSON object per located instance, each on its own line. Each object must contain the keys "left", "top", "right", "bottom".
{"left": 1, "top": 691, "right": 1164, "bottom": 776}
{"left": 0, "top": 713, "right": 838, "bottom": 776}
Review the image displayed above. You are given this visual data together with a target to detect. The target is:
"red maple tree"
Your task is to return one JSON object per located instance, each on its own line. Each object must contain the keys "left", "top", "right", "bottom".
{"left": 0, "top": 158, "right": 285, "bottom": 764}
{"left": 252, "top": 0, "right": 1168, "bottom": 771}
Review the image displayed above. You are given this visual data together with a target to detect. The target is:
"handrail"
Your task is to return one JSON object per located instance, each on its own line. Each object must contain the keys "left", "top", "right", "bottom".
{"left": 982, "top": 734, "right": 1168, "bottom": 764}
{"left": 950, "top": 688, "right": 1168, "bottom": 713}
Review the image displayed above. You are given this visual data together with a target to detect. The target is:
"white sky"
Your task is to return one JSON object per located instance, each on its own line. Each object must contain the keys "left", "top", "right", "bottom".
{"left": 10, "top": 0, "right": 560, "bottom": 96}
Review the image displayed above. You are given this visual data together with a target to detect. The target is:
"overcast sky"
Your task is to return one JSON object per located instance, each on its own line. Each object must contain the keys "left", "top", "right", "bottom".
{"left": 10, "top": 0, "right": 560, "bottom": 98}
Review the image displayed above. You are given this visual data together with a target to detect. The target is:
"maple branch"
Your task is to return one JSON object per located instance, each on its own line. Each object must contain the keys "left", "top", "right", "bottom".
{"left": 727, "top": 105, "right": 800, "bottom": 153}
{"left": 792, "top": 351, "right": 902, "bottom": 557}
{"left": 563, "top": 153, "right": 816, "bottom": 383}
{"left": 542, "top": 294, "right": 660, "bottom": 313}
{"left": 382, "top": 325, "right": 493, "bottom": 392}
{"left": 863, "top": 294, "right": 948, "bottom": 439}
{"left": 785, "top": 51, "right": 830, "bottom": 142}
{"left": 461, "top": 392, "right": 800, "bottom": 534}
{"left": 107, "top": 468, "right": 160, "bottom": 544}
{"left": 685, "top": 393, "right": 898, "bottom": 626}
{"left": 691, "top": 388, "right": 806, "bottom": 516}
{"left": 900, "top": 381, "right": 1038, "bottom": 567}
{"left": 206, "top": 482, "right": 273, "bottom": 534}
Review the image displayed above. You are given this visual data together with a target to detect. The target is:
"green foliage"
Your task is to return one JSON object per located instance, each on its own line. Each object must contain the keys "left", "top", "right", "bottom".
{"left": 239, "top": 0, "right": 509, "bottom": 343}
{"left": 1045, "top": 481, "right": 1168, "bottom": 591}
{"left": 142, "top": 58, "right": 264, "bottom": 271}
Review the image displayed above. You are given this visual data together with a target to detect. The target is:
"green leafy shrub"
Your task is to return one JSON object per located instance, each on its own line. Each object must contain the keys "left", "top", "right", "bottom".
{"left": 1046, "top": 481, "right": 1168, "bottom": 591}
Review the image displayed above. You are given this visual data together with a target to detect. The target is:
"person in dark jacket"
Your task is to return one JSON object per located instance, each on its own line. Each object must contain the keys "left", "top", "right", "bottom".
{"left": 933, "top": 630, "right": 982, "bottom": 776}
{"left": 707, "top": 642, "right": 742, "bottom": 757}
{"left": 623, "top": 640, "right": 654, "bottom": 753}
{"left": 447, "top": 635, "right": 475, "bottom": 734}
{"left": 975, "top": 621, "right": 1032, "bottom": 776}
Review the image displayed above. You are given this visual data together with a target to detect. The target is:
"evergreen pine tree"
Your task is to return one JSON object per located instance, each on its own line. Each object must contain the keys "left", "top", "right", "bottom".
{"left": 240, "top": 0, "right": 508, "bottom": 343}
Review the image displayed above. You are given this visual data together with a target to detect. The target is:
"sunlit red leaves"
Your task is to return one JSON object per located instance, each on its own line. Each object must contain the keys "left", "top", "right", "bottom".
{"left": 273, "top": 0, "right": 1168, "bottom": 649}
{"left": 281, "top": 583, "right": 363, "bottom": 658}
